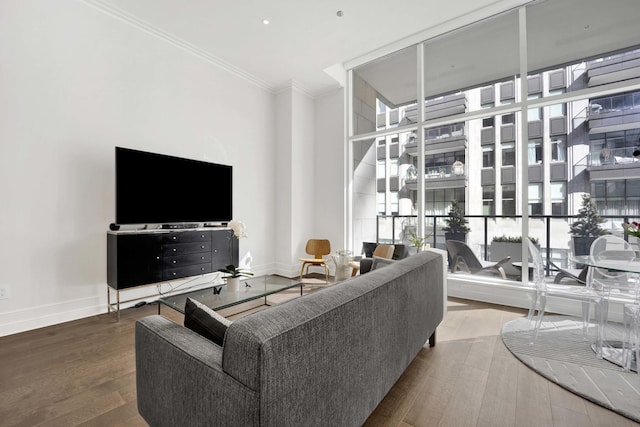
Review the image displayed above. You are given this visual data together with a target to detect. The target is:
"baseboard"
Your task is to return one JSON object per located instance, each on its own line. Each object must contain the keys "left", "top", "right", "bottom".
{"left": 0, "top": 295, "right": 105, "bottom": 337}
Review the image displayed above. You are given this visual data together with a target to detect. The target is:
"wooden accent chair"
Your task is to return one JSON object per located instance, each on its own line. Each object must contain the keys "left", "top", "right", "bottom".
{"left": 349, "top": 244, "right": 395, "bottom": 277}
{"left": 299, "top": 239, "right": 331, "bottom": 282}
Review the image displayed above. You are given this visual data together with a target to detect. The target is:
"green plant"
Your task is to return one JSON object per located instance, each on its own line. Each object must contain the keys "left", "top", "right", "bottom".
{"left": 569, "top": 194, "right": 608, "bottom": 237}
{"left": 491, "top": 235, "right": 539, "bottom": 245}
{"left": 407, "top": 229, "right": 433, "bottom": 251}
{"left": 217, "top": 264, "right": 254, "bottom": 279}
{"left": 443, "top": 200, "right": 470, "bottom": 233}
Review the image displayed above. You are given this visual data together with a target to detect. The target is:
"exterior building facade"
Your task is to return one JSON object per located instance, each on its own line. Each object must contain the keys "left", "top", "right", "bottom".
{"left": 369, "top": 47, "right": 640, "bottom": 275}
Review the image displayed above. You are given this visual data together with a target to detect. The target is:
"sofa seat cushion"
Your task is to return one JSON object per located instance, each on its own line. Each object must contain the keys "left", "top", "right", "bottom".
{"left": 184, "top": 297, "right": 231, "bottom": 346}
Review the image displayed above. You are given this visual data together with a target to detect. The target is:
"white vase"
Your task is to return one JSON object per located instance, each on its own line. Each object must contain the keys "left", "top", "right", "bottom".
{"left": 226, "top": 277, "right": 240, "bottom": 292}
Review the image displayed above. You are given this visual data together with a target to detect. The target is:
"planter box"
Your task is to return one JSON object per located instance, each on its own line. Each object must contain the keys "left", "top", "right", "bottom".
{"left": 490, "top": 241, "right": 538, "bottom": 277}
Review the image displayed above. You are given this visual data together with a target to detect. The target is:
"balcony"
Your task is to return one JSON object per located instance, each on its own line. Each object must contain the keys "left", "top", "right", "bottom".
{"left": 587, "top": 50, "right": 640, "bottom": 87}
{"left": 403, "top": 132, "right": 467, "bottom": 157}
{"left": 586, "top": 93, "right": 640, "bottom": 134}
{"left": 404, "top": 164, "right": 466, "bottom": 190}
{"left": 586, "top": 146, "right": 640, "bottom": 181}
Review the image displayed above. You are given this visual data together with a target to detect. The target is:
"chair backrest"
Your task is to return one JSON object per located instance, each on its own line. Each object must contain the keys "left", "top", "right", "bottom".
{"left": 445, "top": 240, "right": 483, "bottom": 272}
{"left": 589, "top": 235, "right": 635, "bottom": 283}
{"left": 372, "top": 244, "right": 395, "bottom": 259}
{"left": 590, "top": 235, "right": 634, "bottom": 261}
{"left": 305, "top": 239, "right": 331, "bottom": 259}
{"left": 527, "top": 238, "right": 546, "bottom": 292}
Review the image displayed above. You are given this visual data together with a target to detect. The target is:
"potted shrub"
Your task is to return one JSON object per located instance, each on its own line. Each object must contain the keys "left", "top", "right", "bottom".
{"left": 443, "top": 200, "right": 470, "bottom": 242}
{"left": 490, "top": 235, "right": 539, "bottom": 277}
{"left": 569, "top": 194, "right": 608, "bottom": 256}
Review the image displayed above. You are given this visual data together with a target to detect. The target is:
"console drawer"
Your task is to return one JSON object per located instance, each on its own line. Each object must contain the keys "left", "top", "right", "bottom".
{"left": 163, "top": 252, "right": 212, "bottom": 268}
{"left": 163, "top": 241, "right": 212, "bottom": 256}
{"left": 163, "top": 263, "right": 212, "bottom": 280}
{"left": 163, "top": 231, "right": 211, "bottom": 244}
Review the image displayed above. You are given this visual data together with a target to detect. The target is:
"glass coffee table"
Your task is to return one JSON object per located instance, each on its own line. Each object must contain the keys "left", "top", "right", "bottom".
{"left": 158, "top": 275, "right": 304, "bottom": 315}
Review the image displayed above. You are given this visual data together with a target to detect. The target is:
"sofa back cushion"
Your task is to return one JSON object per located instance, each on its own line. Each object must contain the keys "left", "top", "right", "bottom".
{"left": 184, "top": 297, "right": 231, "bottom": 346}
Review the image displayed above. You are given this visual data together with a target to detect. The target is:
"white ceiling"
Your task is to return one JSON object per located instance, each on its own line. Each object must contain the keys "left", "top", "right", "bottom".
{"left": 97, "top": 0, "right": 507, "bottom": 95}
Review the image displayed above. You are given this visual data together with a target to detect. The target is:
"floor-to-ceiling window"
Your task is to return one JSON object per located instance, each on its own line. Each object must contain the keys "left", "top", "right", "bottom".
{"left": 347, "top": 0, "right": 640, "bottom": 294}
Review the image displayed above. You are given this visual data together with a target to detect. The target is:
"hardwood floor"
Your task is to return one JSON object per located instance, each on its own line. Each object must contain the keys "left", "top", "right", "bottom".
{"left": 0, "top": 295, "right": 637, "bottom": 426}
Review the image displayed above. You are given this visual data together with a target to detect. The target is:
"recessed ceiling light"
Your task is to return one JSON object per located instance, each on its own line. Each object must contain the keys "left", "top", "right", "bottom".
{"left": 263, "top": 19, "right": 270, "bottom": 25}
{"left": 336, "top": 10, "right": 344, "bottom": 17}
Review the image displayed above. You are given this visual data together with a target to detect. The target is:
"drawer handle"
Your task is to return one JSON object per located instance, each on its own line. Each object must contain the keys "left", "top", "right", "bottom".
{"left": 201, "top": 245, "right": 205, "bottom": 249}
{"left": 173, "top": 248, "right": 177, "bottom": 252}
{"left": 201, "top": 256, "right": 205, "bottom": 260}
{"left": 201, "top": 234, "right": 205, "bottom": 238}
{"left": 172, "top": 272, "right": 177, "bottom": 276}
{"left": 172, "top": 236, "right": 177, "bottom": 240}
{"left": 156, "top": 256, "right": 160, "bottom": 260}
{"left": 172, "top": 260, "right": 177, "bottom": 264}
{"left": 201, "top": 267, "right": 205, "bottom": 271}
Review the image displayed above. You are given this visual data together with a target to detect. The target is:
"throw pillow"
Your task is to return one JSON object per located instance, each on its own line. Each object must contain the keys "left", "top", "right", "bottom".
{"left": 371, "top": 256, "right": 395, "bottom": 270}
{"left": 184, "top": 297, "right": 231, "bottom": 346}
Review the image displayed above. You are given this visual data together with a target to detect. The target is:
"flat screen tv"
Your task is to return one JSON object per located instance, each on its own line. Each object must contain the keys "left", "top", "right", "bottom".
{"left": 115, "top": 147, "right": 232, "bottom": 225}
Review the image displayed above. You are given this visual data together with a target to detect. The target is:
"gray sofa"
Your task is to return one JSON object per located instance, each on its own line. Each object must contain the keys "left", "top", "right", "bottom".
{"left": 135, "top": 250, "right": 446, "bottom": 426}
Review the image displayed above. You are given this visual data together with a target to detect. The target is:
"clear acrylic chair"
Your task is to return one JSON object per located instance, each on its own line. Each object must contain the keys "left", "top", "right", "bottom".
{"left": 623, "top": 302, "right": 640, "bottom": 373}
{"left": 526, "top": 238, "right": 604, "bottom": 346}
{"left": 588, "top": 235, "right": 638, "bottom": 358}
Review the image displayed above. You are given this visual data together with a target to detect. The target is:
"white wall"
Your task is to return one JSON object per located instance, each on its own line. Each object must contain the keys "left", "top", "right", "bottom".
{"left": 274, "top": 84, "right": 340, "bottom": 277}
{"left": 314, "top": 88, "right": 346, "bottom": 252}
{"left": 0, "top": 0, "right": 278, "bottom": 335}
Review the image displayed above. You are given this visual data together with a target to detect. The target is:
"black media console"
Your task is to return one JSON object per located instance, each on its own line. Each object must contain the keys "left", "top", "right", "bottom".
{"left": 107, "top": 228, "right": 239, "bottom": 319}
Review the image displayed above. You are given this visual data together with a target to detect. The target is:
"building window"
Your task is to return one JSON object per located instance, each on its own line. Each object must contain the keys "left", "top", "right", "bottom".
{"left": 483, "top": 117, "right": 495, "bottom": 128}
{"left": 390, "top": 158, "right": 398, "bottom": 176}
{"left": 502, "top": 143, "right": 515, "bottom": 166}
{"left": 483, "top": 146, "right": 495, "bottom": 168}
{"left": 390, "top": 192, "right": 399, "bottom": 215}
{"left": 551, "top": 136, "right": 567, "bottom": 161}
{"left": 528, "top": 107, "right": 542, "bottom": 121}
{"left": 377, "top": 160, "right": 385, "bottom": 178}
{"left": 551, "top": 182, "right": 566, "bottom": 216}
{"left": 483, "top": 186, "right": 495, "bottom": 215}
{"left": 549, "top": 103, "right": 566, "bottom": 117}
{"left": 425, "top": 188, "right": 465, "bottom": 216}
{"left": 528, "top": 139, "right": 543, "bottom": 164}
{"left": 377, "top": 99, "right": 387, "bottom": 114}
{"left": 501, "top": 113, "right": 515, "bottom": 125}
{"left": 502, "top": 184, "right": 516, "bottom": 216}
{"left": 528, "top": 183, "right": 543, "bottom": 215}
{"left": 377, "top": 193, "right": 385, "bottom": 215}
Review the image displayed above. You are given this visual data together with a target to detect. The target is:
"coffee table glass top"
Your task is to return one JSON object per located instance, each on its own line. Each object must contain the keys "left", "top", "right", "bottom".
{"left": 158, "top": 275, "right": 303, "bottom": 314}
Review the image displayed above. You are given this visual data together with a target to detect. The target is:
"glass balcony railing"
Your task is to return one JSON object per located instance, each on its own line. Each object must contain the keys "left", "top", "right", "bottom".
{"left": 374, "top": 213, "right": 638, "bottom": 280}
{"left": 587, "top": 147, "right": 640, "bottom": 167}
{"left": 404, "top": 164, "right": 466, "bottom": 181}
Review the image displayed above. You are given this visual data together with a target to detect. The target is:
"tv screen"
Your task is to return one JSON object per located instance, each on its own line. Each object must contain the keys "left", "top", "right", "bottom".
{"left": 115, "top": 147, "right": 232, "bottom": 225}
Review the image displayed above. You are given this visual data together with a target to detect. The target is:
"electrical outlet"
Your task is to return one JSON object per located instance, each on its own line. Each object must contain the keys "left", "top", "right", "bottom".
{"left": 0, "top": 285, "right": 9, "bottom": 300}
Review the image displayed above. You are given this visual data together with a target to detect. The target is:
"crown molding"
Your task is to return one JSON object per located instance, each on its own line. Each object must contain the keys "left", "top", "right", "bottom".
{"left": 81, "top": 0, "right": 275, "bottom": 93}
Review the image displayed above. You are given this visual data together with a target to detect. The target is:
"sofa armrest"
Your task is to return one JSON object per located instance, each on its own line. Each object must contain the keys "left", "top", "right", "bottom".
{"left": 135, "top": 315, "right": 259, "bottom": 427}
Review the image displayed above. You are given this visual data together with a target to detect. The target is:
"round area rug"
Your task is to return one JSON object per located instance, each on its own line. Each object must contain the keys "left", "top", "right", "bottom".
{"left": 501, "top": 315, "right": 640, "bottom": 423}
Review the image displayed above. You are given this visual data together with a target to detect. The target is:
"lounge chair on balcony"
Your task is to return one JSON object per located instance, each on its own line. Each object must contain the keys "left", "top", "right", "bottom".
{"left": 549, "top": 260, "right": 587, "bottom": 285}
{"left": 445, "top": 240, "right": 510, "bottom": 279}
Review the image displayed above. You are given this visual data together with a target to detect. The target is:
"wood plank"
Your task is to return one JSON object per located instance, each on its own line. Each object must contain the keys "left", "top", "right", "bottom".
{"left": 1, "top": 296, "right": 638, "bottom": 426}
